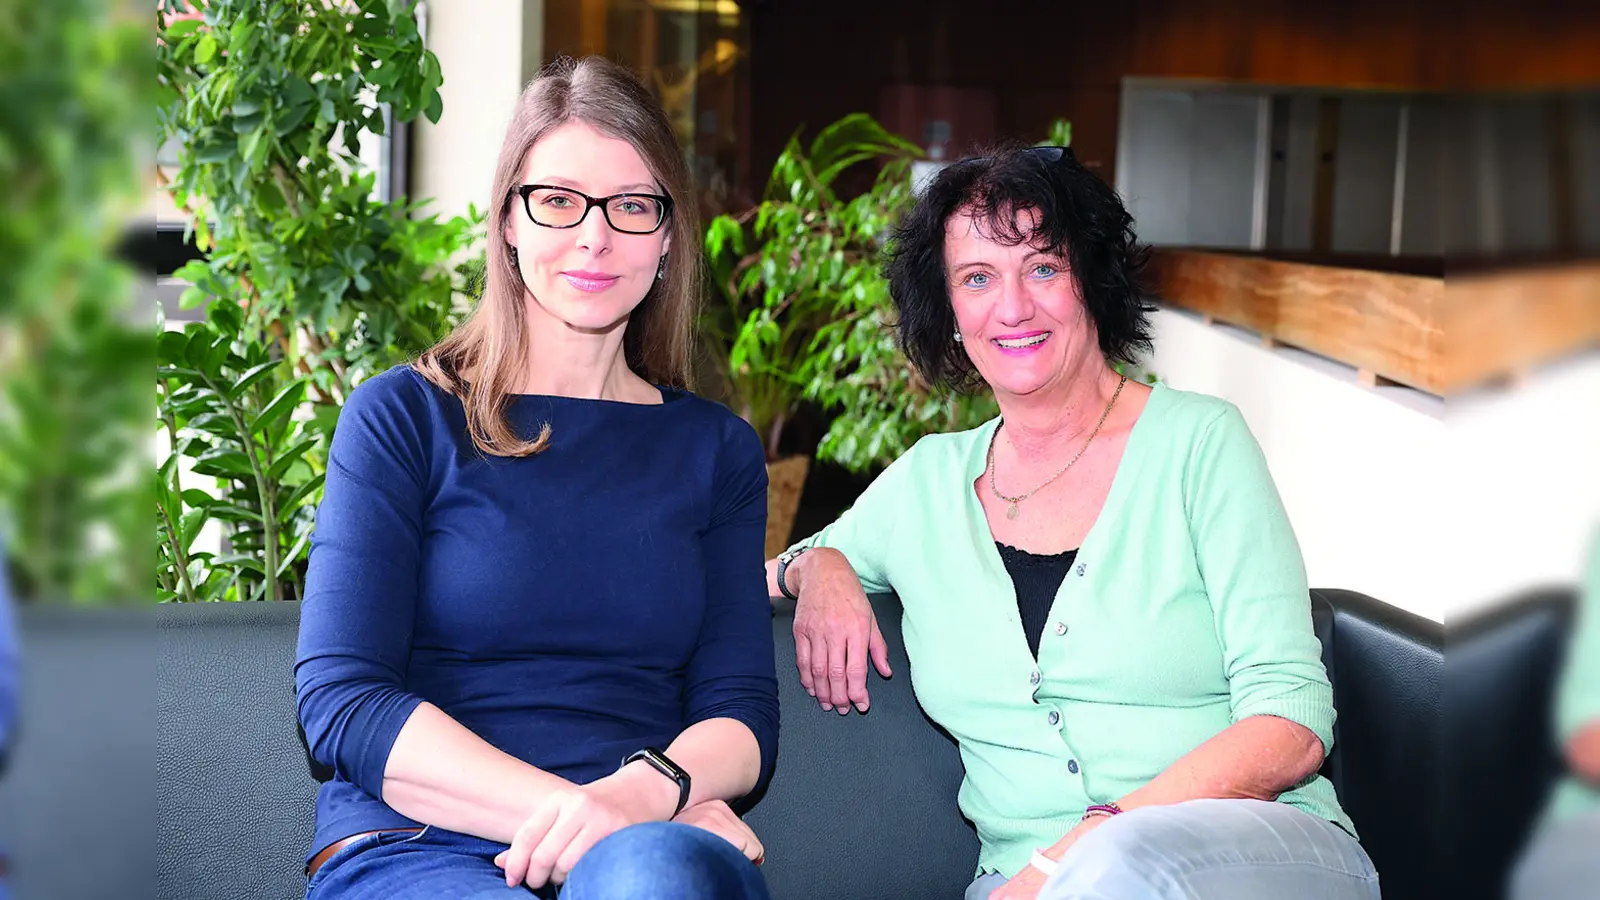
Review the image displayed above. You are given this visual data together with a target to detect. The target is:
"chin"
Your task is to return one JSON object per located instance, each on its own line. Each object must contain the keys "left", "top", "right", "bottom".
{"left": 537, "top": 288, "right": 640, "bottom": 333}
{"left": 979, "top": 360, "right": 1060, "bottom": 398}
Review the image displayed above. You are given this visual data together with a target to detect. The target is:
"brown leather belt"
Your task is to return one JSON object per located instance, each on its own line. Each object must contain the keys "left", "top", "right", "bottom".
{"left": 306, "top": 827, "right": 424, "bottom": 880}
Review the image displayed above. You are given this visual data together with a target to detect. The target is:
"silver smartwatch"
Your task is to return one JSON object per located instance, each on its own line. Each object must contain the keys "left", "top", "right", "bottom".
{"left": 775, "top": 546, "right": 810, "bottom": 601}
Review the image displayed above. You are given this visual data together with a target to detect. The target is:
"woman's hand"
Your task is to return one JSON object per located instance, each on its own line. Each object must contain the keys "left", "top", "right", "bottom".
{"left": 988, "top": 816, "right": 1112, "bottom": 900}
{"left": 988, "top": 861, "right": 1050, "bottom": 900}
{"left": 674, "top": 799, "right": 765, "bottom": 863}
{"left": 493, "top": 766, "right": 676, "bottom": 888}
{"left": 790, "top": 548, "right": 892, "bottom": 714}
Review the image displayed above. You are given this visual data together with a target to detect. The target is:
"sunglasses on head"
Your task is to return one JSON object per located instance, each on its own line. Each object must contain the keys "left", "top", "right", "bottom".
{"left": 952, "top": 145, "right": 1075, "bottom": 169}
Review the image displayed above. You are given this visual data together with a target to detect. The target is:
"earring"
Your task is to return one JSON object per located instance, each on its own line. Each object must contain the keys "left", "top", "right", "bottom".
{"left": 953, "top": 331, "right": 963, "bottom": 343}
{"left": 509, "top": 245, "right": 520, "bottom": 267}
{"left": 656, "top": 255, "right": 667, "bottom": 281}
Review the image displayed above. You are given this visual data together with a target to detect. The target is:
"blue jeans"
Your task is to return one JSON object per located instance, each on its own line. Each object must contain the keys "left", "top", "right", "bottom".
{"left": 966, "top": 799, "right": 1379, "bottom": 900}
{"left": 1509, "top": 812, "right": 1600, "bottom": 900}
{"left": 306, "top": 822, "right": 770, "bottom": 900}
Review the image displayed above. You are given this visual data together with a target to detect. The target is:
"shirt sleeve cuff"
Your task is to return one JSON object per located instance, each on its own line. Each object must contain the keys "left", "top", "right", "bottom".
{"left": 1232, "top": 685, "right": 1337, "bottom": 756}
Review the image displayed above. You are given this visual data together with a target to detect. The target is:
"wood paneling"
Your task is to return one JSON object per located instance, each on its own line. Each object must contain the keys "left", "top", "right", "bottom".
{"left": 746, "top": 0, "right": 1600, "bottom": 197}
{"left": 1444, "top": 264, "right": 1600, "bottom": 391}
{"left": 1149, "top": 251, "right": 1600, "bottom": 395}
{"left": 1148, "top": 250, "right": 1444, "bottom": 391}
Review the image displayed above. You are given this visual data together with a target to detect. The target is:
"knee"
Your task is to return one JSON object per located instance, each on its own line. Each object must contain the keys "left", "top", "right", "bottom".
{"left": 564, "top": 822, "right": 762, "bottom": 900}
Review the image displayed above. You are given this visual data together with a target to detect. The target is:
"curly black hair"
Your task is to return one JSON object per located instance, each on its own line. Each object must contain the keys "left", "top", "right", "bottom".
{"left": 884, "top": 144, "right": 1153, "bottom": 393}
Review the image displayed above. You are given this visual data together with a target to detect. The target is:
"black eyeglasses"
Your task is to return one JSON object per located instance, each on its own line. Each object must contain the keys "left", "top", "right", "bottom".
{"left": 512, "top": 184, "right": 674, "bottom": 235}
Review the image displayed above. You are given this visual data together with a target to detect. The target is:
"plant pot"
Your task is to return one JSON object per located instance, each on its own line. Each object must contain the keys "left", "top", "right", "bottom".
{"left": 764, "top": 455, "right": 810, "bottom": 559}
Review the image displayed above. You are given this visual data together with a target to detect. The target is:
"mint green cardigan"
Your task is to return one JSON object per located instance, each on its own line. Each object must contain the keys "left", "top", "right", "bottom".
{"left": 790, "top": 383, "right": 1355, "bottom": 878}
{"left": 1544, "top": 535, "right": 1600, "bottom": 824}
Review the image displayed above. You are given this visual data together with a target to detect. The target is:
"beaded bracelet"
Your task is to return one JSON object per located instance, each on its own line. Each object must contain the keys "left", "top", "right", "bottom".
{"left": 1083, "top": 801, "right": 1124, "bottom": 819}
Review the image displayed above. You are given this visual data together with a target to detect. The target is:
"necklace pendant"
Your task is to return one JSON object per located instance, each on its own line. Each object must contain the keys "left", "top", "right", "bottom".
{"left": 1006, "top": 502, "right": 1019, "bottom": 520}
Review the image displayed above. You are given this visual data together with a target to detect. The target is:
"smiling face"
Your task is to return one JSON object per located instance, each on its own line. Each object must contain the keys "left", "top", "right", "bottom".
{"left": 945, "top": 206, "right": 1097, "bottom": 400}
{"left": 504, "top": 120, "right": 672, "bottom": 336}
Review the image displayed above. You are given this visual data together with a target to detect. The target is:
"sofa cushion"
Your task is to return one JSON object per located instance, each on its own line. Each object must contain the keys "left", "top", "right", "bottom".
{"left": 748, "top": 594, "right": 979, "bottom": 899}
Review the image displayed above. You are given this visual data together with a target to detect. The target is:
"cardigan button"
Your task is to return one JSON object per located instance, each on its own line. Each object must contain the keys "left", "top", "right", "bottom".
{"left": 1067, "top": 759, "right": 1080, "bottom": 775}
{"left": 1029, "top": 669, "right": 1042, "bottom": 686}
{"left": 1054, "top": 622, "right": 1068, "bottom": 636}
{"left": 1047, "top": 710, "right": 1061, "bottom": 726}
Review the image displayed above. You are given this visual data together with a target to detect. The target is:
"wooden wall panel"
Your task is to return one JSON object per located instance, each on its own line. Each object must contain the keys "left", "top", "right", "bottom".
{"left": 746, "top": 0, "right": 1600, "bottom": 197}
{"left": 1148, "top": 250, "right": 1444, "bottom": 391}
{"left": 1149, "top": 251, "right": 1600, "bottom": 395}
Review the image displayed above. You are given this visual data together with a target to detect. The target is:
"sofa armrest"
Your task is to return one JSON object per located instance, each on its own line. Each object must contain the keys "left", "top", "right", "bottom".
{"left": 1442, "top": 589, "right": 1574, "bottom": 900}
{"left": 1312, "top": 588, "right": 1443, "bottom": 900}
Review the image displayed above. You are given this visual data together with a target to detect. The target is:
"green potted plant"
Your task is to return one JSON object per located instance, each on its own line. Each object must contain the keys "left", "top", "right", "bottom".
{"left": 703, "top": 113, "right": 932, "bottom": 555}
{"left": 706, "top": 118, "right": 1090, "bottom": 554}
{"left": 795, "top": 122, "right": 1081, "bottom": 474}
{"left": 0, "top": 0, "right": 149, "bottom": 603}
{"left": 155, "top": 0, "right": 477, "bottom": 600}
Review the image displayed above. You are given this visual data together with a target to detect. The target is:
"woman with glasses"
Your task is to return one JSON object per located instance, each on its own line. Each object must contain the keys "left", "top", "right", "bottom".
{"left": 295, "top": 56, "right": 776, "bottom": 900}
{"left": 772, "top": 145, "right": 1378, "bottom": 900}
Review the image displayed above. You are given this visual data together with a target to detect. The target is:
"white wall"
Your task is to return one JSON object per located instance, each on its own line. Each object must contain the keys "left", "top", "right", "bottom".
{"left": 1146, "top": 307, "right": 1600, "bottom": 624}
{"left": 1434, "top": 351, "right": 1600, "bottom": 620}
{"left": 412, "top": 0, "right": 537, "bottom": 222}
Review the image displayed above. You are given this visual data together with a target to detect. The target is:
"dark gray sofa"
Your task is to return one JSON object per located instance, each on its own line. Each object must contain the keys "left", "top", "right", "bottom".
{"left": 3, "top": 588, "right": 1455, "bottom": 899}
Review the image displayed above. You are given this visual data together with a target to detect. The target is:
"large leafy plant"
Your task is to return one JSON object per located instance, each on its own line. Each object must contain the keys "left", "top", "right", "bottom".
{"left": 157, "top": 302, "right": 324, "bottom": 603}
{"left": 0, "top": 0, "right": 150, "bottom": 602}
{"left": 704, "top": 113, "right": 998, "bottom": 472}
{"left": 156, "top": 0, "right": 478, "bottom": 601}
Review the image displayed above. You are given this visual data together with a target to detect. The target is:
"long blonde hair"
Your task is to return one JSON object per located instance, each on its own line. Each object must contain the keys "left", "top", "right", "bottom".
{"left": 414, "top": 56, "right": 702, "bottom": 457}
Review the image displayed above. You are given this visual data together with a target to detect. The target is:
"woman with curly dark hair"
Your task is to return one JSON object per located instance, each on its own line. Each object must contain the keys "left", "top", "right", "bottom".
{"left": 767, "top": 146, "right": 1379, "bottom": 900}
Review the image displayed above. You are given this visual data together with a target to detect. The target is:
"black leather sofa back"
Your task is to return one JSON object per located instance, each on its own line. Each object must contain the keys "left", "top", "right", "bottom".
{"left": 1, "top": 588, "right": 1449, "bottom": 900}
{"left": 0, "top": 606, "right": 155, "bottom": 900}
{"left": 1313, "top": 589, "right": 1445, "bottom": 900}
{"left": 1442, "top": 590, "right": 1575, "bottom": 900}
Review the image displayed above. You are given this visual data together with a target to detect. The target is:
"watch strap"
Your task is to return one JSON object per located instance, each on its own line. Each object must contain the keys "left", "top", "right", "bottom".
{"left": 621, "top": 748, "right": 691, "bottom": 818}
{"left": 775, "top": 546, "right": 809, "bottom": 601}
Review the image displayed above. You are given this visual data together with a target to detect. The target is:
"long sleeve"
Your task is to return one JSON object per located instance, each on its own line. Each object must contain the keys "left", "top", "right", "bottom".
{"left": 686, "top": 418, "right": 781, "bottom": 793}
{"left": 1185, "top": 404, "right": 1336, "bottom": 754}
{"left": 294, "top": 373, "right": 432, "bottom": 800}
{"left": 0, "top": 538, "right": 15, "bottom": 755}
{"left": 1556, "top": 533, "right": 1600, "bottom": 745}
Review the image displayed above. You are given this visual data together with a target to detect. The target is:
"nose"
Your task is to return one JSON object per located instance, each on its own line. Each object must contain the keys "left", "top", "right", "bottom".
{"left": 573, "top": 203, "right": 614, "bottom": 255}
{"left": 994, "top": 276, "right": 1035, "bottom": 326}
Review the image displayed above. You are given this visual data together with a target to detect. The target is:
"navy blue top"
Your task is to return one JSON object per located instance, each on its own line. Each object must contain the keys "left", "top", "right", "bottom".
{"left": 294, "top": 366, "right": 780, "bottom": 861}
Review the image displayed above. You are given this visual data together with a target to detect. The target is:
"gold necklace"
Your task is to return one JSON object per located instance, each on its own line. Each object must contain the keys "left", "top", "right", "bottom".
{"left": 987, "top": 374, "right": 1126, "bottom": 520}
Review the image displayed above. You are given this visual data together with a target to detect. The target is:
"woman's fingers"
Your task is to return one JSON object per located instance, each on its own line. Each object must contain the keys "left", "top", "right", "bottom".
{"left": 794, "top": 621, "right": 814, "bottom": 695}
{"left": 825, "top": 628, "right": 851, "bottom": 712}
{"left": 520, "top": 801, "right": 583, "bottom": 888}
{"left": 869, "top": 616, "right": 893, "bottom": 679}
{"left": 499, "top": 800, "right": 559, "bottom": 887}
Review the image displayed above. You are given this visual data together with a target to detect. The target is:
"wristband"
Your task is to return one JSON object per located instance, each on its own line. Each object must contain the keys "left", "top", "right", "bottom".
{"left": 1029, "top": 849, "right": 1059, "bottom": 876}
{"left": 775, "top": 546, "right": 810, "bottom": 601}
{"left": 620, "top": 748, "right": 691, "bottom": 818}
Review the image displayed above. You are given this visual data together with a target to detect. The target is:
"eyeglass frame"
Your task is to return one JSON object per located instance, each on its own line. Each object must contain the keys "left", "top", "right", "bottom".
{"left": 510, "top": 183, "right": 675, "bottom": 235}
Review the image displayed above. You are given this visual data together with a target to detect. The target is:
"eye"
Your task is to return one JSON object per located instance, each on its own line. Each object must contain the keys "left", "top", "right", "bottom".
{"left": 542, "top": 194, "right": 576, "bottom": 208}
{"left": 617, "top": 199, "right": 645, "bottom": 214}
{"left": 962, "top": 272, "right": 991, "bottom": 288}
{"left": 1032, "top": 263, "right": 1058, "bottom": 278}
